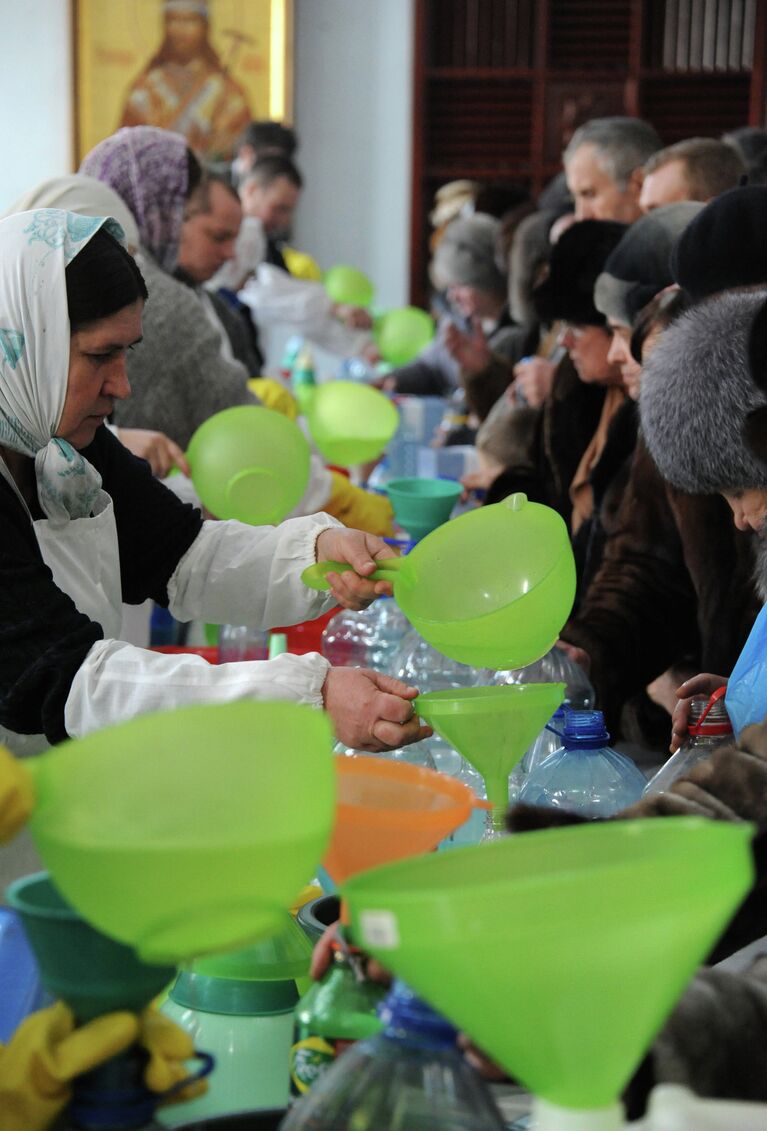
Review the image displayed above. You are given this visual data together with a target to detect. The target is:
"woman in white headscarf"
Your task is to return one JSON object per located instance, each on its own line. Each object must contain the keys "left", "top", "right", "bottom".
{"left": 3, "top": 175, "right": 188, "bottom": 479}
{"left": 0, "top": 208, "right": 427, "bottom": 764}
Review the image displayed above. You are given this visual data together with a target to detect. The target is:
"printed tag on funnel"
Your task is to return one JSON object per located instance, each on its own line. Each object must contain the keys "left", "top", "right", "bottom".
{"left": 359, "top": 910, "right": 400, "bottom": 949}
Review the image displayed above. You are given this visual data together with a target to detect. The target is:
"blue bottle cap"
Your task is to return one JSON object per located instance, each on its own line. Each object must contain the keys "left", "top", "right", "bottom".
{"left": 562, "top": 709, "right": 611, "bottom": 751}
{"left": 378, "top": 980, "right": 457, "bottom": 1050}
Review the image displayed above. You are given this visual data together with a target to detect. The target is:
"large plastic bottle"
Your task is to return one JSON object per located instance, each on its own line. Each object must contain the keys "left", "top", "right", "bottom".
{"left": 280, "top": 980, "right": 506, "bottom": 1131}
{"left": 218, "top": 624, "right": 270, "bottom": 662}
{"left": 518, "top": 709, "right": 646, "bottom": 818}
{"left": 321, "top": 598, "right": 410, "bottom": 672}
{"left": 509, "top": 705, "right": 567, "bottom": 802}
{"left": 494, "top": 645, "right": 595, "bottom": 709}
{"left": 644, "top": 690, "right": 732, "bottom": 797}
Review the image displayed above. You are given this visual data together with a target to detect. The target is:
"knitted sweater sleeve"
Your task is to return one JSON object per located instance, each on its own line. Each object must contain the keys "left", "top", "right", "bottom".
{"left": 115, "top": 254, "right": 256, "bottom": 450}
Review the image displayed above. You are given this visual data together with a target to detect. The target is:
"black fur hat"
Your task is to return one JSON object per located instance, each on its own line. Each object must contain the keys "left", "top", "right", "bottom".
{"left": 532, "top": 219, "right": 626, "bottom": 326}
{"left": 671, "top": 186, "right": 767, "bottom": 302}
{"left": 641, "top": 289, "right": 767, "bottom": 493}
{"left": 594, "top": 202, "right": 703, "bottom": 328}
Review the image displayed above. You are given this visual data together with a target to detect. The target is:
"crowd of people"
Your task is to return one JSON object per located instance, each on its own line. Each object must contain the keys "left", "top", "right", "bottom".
{"left": 4, "top": 107, "right": 767, "bottom": 1122}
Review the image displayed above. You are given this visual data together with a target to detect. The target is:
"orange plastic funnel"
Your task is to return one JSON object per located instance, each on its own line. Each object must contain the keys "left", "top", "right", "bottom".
{"left": 416, "top": 684, "right": 565, "bottom": 836}
{"left": 323, "top": 755, "right": 486, "bottom": 886}
{"left": 345, "top": 818, "right": 754, "bottom": 1130}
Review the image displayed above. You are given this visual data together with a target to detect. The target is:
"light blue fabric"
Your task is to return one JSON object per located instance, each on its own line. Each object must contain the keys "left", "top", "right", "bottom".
{"left": 725, "top": 602, "right": 767, "bottom": 738}
{"left": 0, "top": 208, "right": 125, "bottom": 525}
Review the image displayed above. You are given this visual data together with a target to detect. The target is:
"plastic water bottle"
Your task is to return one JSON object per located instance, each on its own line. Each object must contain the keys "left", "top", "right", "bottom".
{"left": 321, "top": 598, "right": 409, "bottom": 672}
{"left": 291, "top": 346, "right": 317, "bottom": 412}
{"left": 280, "top": 980, "right": 506, "bottom": 1131}
{"left": 289, "top": 939, "right": 386, "bottom": 1099}
{"left": 338, "top": 356, "right": 375, "bottom": 383}
{"left": 279, "top": 335, "right": 304, "bottom": 383}
{"left": 509, "top": 705, "right": 567, "bottom": 802}
{"left": 218, "top": 624, "right": 270, "bottom": 662}
{"left": 644, "top": 690, "right": 732, "bottom": 797}
{"left": 518, "top": 709, "right": 646, "bottom": 817}
{"left": 336, "top": 740, "right": 437, "bottom": 771}
{"left": 394, "top": 627, "right": 488, "bottom": 691}
{"left": 494, "top": 645, "right": 595, "bottom": 709}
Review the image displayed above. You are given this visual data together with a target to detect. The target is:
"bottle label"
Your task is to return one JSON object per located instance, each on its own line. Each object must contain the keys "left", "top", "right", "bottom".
{"left": 289, "top": 1030, "right": 340, "bottom": 1096}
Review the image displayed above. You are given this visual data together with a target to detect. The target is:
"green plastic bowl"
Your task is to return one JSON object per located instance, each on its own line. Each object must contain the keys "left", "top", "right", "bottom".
{"left": 304, "top": 493, "right": 577, "bottom": 670}
{"left": 24, "top": 701, "right": 336, "bottom": 964}
{"left": 307, "top": 381, "right": 399, "bottom": 467}
{"left": 188, "top": 405, "right": 310, "bottom": 524}
{"left": 374, "top": 307, "right": 435, "bottom": 366}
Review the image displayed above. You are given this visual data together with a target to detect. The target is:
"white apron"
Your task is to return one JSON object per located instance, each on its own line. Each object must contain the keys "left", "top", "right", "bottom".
{"left": 0, "top": 459, "right": 122, "bottom": 757}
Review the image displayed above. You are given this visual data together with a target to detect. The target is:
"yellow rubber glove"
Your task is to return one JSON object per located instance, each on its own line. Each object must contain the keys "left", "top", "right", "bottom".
{"left": 0, "top": 1003, "right": 208, "bottom": 1131}
{"left": 0, "top": 744, "right": 35, "bottom": 844}
{"left": 282, "top": 246, "right": 323, "bottom": 281}
{"left": 248, "top": 377, "right": 299, "bottom": 421}
{"left": 0, "top": 1002, "right": 138, "bottom": 1131}
{"left": 324, "top": 470, "right": 395, "bottom": 537}
{"left": 139, "top": 1006, "right": 208, "bottom": 1104}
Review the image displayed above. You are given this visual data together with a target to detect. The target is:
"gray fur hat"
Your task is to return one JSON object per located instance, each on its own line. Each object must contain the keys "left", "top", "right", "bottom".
{"left": 640, "top": 289, "right": 767, "bottom": 493}
{"left": 430, "top": 213, "right": 506, "bottom": 294}
{"left": 594, "top": 202, "right": 703, "bottom": 327}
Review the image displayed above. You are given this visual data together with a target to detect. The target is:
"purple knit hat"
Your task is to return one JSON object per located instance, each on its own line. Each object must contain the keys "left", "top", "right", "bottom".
{"left": 79, "top": 126, "right": 189, "bottom": 272}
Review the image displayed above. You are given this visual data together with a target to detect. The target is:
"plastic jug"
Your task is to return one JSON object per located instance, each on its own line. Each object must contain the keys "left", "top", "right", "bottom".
{"left": 644, "top": 689, "right": 732, "bottom": 797}
{"left": 159, "top": 917, "right": 311, "bottom": 1124}
{"left": 321, "top": 598, "right": 410, "bottom": 672}
{"left": 218, "top": 624, "right": 270, "bottom": 662}
{"left": 509, "top": 705, "right": 567, "bottom": 802}
{"left": 494, "top": 645, "right": 595, "bottom": 709}
{"left": 280, "top": 980, "right": 506, "bottom": 1131}
{"left": 518, "top": 709, "right": 646, "bottom": 818}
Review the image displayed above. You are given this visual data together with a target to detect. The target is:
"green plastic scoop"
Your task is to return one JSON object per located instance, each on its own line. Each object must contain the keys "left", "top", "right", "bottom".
{"left": 187, "top": 405, "right": 310, "bottom": 524}
{"left": 6, "top": 700, "right": 336, "bottom": 964}
{"left": 415, "top": 683, "right": 566, "bottom": 836}
{"left": 344, "top": 818, "right": 754, "bottom": 1130}
{"left": 302, "top": 493, "right": 577, "bottom": 670}
{"left": 306, "top": 381, "right": 399, "bottom": 467}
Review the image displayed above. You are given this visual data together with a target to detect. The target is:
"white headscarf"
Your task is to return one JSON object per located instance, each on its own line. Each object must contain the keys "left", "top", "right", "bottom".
{"left": 0, "top": 208, "right": 126, "bottom": 525}
{"left": 3, "top": 174, "right": 140, "bottom": 253}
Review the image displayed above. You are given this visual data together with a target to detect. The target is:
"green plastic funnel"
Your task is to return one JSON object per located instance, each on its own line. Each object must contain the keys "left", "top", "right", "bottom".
{"left": 386, "top": 476, "right": 461, "bottom": 541}
{"left": 374, "top": 307, "right": 435, "bottom": 366}
{"left": 306, "top": 381, "right": 399, "bottom": 467}
{"left": 187, "top": 405, "right": 311, "bottom": 524}
{"left": 345, "top": 819, "right": 754, "bottom": 1127}
{"left": 302, "top": 493, "right": 577, "bottom": 670}
{"left": 14, "top": 701, "right": 335, "bottom": 963}
{"left": 6, "top": 872, "right": 174, "bottom": 1021}
{"left": 324, "top": 265, "right": 374, "bottom": 308}
{"left": 416, "top": 684, "right": 566, "bottom": 835}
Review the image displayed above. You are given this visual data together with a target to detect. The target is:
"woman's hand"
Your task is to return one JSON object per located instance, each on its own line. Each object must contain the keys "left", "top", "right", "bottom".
{"left": 511, "top": 357, "right": 555, "bottom": 408}
{"left": 555, "top": 639, "right": 591, "bottom": 673}
{"left": 443, "top": 319, "right": 492, "bottom": 376}
{"left": 322, "top": 667, "right": 432, "bottom": 751}
{"left": 670, "top": 674, "right": 728, "bottom": 753}
{"left": 315, "top": 528, "right": 398, "bottom": 609}
{"left": 116, "top": 428, "right": 189, "bottom": 478}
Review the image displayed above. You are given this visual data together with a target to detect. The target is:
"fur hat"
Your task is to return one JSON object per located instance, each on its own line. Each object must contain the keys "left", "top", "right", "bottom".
{"left": 430, "top": 213, "right": 506, "bottom": 294}
{"left": 594, "top": 202, "right": 703, "bottom": 327}
{"left": 745, "top": 295, "right": 767, "bottom": 467}
{"left": 533, "top": 219, "right": 626, "bottom": 326}
{"left": 671, "top": 186, "right": 767, "bottom": 301}
{"left": 640, "top": 289, "right": 767, "bottom": 493}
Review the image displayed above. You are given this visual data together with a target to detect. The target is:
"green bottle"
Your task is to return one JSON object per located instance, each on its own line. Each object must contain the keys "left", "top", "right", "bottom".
{"left": 289, "top": 940, "right": 386, "bottom": 1098}
{"left": 291, "top": 346, "right": 317, "bottom": 413}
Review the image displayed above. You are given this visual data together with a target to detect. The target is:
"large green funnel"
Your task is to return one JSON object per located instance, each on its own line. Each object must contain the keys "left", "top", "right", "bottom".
{"left": 5, "top": 872, "right": 173, "bottom": 1022}
{"left": 8, "top": 701, "right": 335, "bottom": 963}
{"left": 344, "top": 819, "right": 754, "bottom": 1128}
{"left": 385, "top": 477, "right": 461, "bottom": 542}
{"left": 416, "top": 684, "right": 565, "bottom": 835}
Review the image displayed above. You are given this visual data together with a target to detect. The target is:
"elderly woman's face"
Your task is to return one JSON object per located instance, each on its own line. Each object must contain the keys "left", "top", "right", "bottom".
{"left": 722, "top": 488, "right": 767, "bottom": 533}
{"left": 448, "top": 284, "right": 499, "bottom": 320}
{"left": 57, "top": 299, "right": 143, "bottom": 449}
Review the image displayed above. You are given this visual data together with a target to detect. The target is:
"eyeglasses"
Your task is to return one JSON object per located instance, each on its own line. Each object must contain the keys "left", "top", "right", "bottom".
{"left": 557, "top": 322, "right": 588, "bottom": 343}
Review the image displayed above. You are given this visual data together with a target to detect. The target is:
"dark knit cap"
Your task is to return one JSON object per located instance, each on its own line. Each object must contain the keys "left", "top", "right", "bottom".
{"left": 532, "top": 219, "right": 626, "bottom": 326}
{"left": 640, "top": 289, "right": 767, "bottom": 493}
{"left": 65, "top": 226, "right": 148, "bottom": 329}
{"left": 594, "top": 202, "right": 703, "bottom": 327}
{"left": 671, "top": 186, "right": 767, "bottom": 302}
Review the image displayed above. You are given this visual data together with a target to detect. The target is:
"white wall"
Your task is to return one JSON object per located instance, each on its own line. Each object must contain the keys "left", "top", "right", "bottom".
{"left": 0, "top": 0, "right": 413, "bottom": 303}
{"left": 293, "top": 0, "right": 414, "bottom": 308}
{"left": 0, "top": 0, "right": 73, "bottom": 213}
